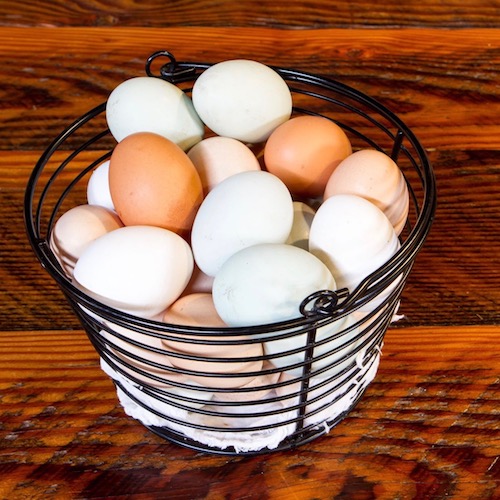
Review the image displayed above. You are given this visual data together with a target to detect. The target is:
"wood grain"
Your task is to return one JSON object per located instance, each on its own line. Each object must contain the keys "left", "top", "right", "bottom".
{"left": 1, "top": 4, "right": 499, "bottom": 497}
{"left": 0, "top": 0, "right": 499, "bottom": 29}
{"left": 0, "top": 27, "right": 498, "bottom": 151}
{"left": 1, "top": 326, "right": 499, "bottom": 499}
{"left": 2, "top": 26, "right": 499, "bottom": 330}
{"left": 5, "top": 145, "right": 500, "bottom": 331}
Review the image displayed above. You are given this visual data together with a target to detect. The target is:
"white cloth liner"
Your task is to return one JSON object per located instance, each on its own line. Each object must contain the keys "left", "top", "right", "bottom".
{"left": 100, "top": 341, "right": 381, "bottom": 453}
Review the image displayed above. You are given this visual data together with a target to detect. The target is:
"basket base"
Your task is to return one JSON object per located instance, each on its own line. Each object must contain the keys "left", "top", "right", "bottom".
{"left": 143, "top": 385, "right": 369, "bottom": 456}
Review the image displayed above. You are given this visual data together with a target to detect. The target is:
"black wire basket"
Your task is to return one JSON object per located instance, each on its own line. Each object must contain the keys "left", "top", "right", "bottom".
{"left": 24, "top": 51, "right": 437, "bottom": 455}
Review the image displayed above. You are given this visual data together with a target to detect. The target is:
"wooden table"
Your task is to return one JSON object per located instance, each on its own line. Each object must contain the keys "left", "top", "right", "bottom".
{"left": 1, "top": 2, "right": 499, "bottom": 498}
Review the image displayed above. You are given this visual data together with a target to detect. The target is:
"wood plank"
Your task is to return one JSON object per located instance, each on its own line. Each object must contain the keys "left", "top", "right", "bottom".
{"left": 0, "top": 326, "right": 498, "bottom": 499}
{"left": 0, "top": 0, "right": 498, "bottom": 29}
{"left": 1, "top": 5, "right": 499, "bottom": 498}
{"left": 0, "top": 27, "right": 498, "bottom": 150}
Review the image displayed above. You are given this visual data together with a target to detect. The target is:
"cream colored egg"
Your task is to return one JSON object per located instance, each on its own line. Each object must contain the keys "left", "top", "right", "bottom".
{"left": 324, "top": 149, "right": 409, "bottom": 235}
{"left": 286, "top": 201, "right": 316, "bottom": 250}
{"left": 263, "top": 314, "right": 362, "bottom": 378}
{"left": 308, "top": 194, "right": 400, "bottom": 308}
{"left": 99, "top": 322, "right": 184, "bottom": 389}
{"left": 100, "top": 323, "right": 213, "bottom": 408}
{"left": 106, "top": 76, "right": 204, "bottom": 150}
{"left": 191, "top": 170, "right": 294, "bottom": 277}
{"left": 187, "top": 136, "right": 261, "bottom": 195}
{"left": 162, "top": 293, "right": 226, "bottom": 328}
{"left": 86, "top": 160, "right": 115, "bottom": 212}
{"left": 50, "top": 204, "right": 123, "bottom": 277}
{"left": 213, "top": 361, "right": 281, "bottom": 403}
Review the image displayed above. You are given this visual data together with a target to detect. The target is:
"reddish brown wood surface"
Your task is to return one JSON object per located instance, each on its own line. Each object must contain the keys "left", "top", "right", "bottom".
{"left": 1, "top": 326, "right": 499, "bottom": 499}
{"left": 0, "top": 0, "right": 499, "bottom": 28}
{"left": 1, "top": 1, "right": 499, "bottom": 498}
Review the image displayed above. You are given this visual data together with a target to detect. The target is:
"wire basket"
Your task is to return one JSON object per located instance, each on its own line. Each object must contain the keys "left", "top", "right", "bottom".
{"left": 24, "top": 51, "right": 436, "bottom": 455}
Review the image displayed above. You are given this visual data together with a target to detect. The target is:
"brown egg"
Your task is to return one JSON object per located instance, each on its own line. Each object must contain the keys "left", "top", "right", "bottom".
{"left": 109, "top": 132, "right": 203, "bottom": 234}
{"left": 264, "top": 115, "right": 352, "bottom": 198}
{"left": 162, "top": 293, "right": 264, "bottom": 389}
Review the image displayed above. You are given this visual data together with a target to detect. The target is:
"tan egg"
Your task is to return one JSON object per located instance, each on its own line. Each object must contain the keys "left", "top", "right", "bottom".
{"left": 163, "top": 293, "right": 226, "bottom": 328}
{"left": 99, "top": 322, "right": 185, "bottom": 389}
{"left": 50, "top": 204, "right": 123, "bottom": 277}
{"left": 213, "top": 361, "right": 280, "bottom": 402}
{"left": 162, "top": 293, "right": 264, "bottom": 389}
{"left": 109, "top": 132, "right": 203, "bottom": 235}
{"left": 187, "top": 136, "right": 261, "bottom": 195}
{"left": 181, "top": 265, "right": 215, "bottom": 296}
{"left": 264, "top": 115, "right": 352, "bottom": 198}
{"left": 324, "top": 149, "right": 410, "bottom": 235}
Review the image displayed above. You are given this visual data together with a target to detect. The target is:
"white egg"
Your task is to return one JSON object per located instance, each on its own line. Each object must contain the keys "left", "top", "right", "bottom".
{"left": 73, "top": 225, "right": 194, "bottom": 318}
{"left": 308, "top": 194, "right": 400, "bottom": 305}
{"left": 191, "top": 170, "right": 294, "bottom": 277}
{"left": 212, "top": 243, "right": 336, "bottom": 327}
{"left": 106, "top": 76, "right": 204, "bottom": 150}
{"left": 86, "top": 160, "right": 115, "bottom": 212}
{"left": 192, "top": 59, "right": 292, "bottom": 143}
{"left": 286, "top": 201, "right": 316, "bottom": 250}
{"left": 264, "top": 313, "right": 362, "bottom": 378}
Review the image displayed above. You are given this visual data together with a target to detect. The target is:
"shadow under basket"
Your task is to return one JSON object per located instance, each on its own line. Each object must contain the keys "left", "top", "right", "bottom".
{"left": 24, "top": 51, "right": 437, "bottom": 455}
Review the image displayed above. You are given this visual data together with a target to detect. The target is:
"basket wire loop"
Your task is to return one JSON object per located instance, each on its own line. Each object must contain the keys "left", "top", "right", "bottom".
{"left": 146, "top": 50, "right": 199, "bottom": 83}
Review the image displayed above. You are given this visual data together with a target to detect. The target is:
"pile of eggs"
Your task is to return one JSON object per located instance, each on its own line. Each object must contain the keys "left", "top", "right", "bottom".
{"left": 50, "top": 59, "right": 410, "bottom": 395}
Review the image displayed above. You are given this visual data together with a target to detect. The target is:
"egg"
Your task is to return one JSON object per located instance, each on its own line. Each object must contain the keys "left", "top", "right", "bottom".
{"left": 50, "top": 204, "right": 123, "bottom": 277}
{"left": 264, "top": 115, "right": 352, "bottom": 197}
{"left": 162, "top": 293, "right": 226, "bottom": 328}
{"left": 181, "top": 265, "right": 214, "bottom": 296}
{"left": 308, "top": 194, "right": 400, "bottom": 298}
{"left": 99, "top": 322, "right": 185, "bottom": 389}
{"left": 212, "top": 361, "right": 280, "bottom": 403}
{"left": 162, "top": 293, "right": 264, "bottom": 389}
{"left": 187, "top": 136, "right": 261, "bottom": 195}
{"left": 73, "top": 225, "right": 194, "bottom": 318}
{"left": 263, "top": 314, "right": 362, "bottom": 378}
{"left": 100, "top": 323, "right": 213, "bottom": 409}
{"left": 212, "top": 243, "right": 336, "bottom": 327}
{"left": 191, "top": 170, "right": 294, "bottom": 277}
{"left": 86, "top": 160, "right": 115, "bottom": 212}
{"left": 109, "top": 132, "right": 203, "bottom": 234}
{"left": 106, "top": 76, "right": 204, "bottom": 150}
{"left": 192, "top": 59, "right": 292, "bottom": 143}
{"left": 285, "top": 201, "right": 316, "bottom": 250}
{"left": 324, "top": 149, "right": 410, "bottom": 235}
